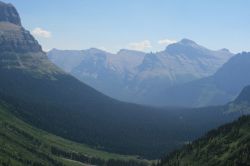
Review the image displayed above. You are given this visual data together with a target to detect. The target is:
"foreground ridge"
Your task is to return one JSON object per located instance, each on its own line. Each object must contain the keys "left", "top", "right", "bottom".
{"left": 159, "top": 115, "right": 250, "bottom": 166}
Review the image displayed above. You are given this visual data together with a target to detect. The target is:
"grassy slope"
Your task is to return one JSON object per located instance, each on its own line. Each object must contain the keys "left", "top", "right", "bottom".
{"left": 160, "top": 115, "right": 250, "bottom": 166}
{"left": 0, "top": 102, "right": 150, "bottom": 166}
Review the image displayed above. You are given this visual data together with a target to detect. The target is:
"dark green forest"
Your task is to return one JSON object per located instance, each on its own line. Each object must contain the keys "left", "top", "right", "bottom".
{"left": 159, "top": 86, "right": 250, "bottom": 165}
{"left": 159, "top": 115, "right": 250, "bottom": 166}
{"left": 0, "top": 101, "right": 150, "bottom": 166}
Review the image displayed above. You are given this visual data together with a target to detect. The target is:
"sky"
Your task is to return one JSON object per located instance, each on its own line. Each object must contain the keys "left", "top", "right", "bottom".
{"left": 3, "top": 0, "right": 250, "bottom": 53}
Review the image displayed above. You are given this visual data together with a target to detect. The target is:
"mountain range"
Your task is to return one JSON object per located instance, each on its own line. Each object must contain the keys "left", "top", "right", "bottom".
{"left": 0, "top": 1, "right": 245, "bottom": 159}
{"left": 2, "top": 2, "right": 250, "bottom": 166}
{"left": 155, "top": 52, "right": 250, "bottom": 107}
{"left": 48, "top": 40, "right": 233, "bottom": 106}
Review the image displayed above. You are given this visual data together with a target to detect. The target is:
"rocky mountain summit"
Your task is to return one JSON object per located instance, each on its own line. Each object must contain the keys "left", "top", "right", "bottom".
{"left": 0, "top": 1, "right": 21, "bottom": 25}
{"left": 0, "top": 2, "right": 41, "bottom": 53}
{"left": 0, "top": 22, "right": 42, "bottom": 53}
{"left": 0, "top": 1, "right": 61, "bottom": 75}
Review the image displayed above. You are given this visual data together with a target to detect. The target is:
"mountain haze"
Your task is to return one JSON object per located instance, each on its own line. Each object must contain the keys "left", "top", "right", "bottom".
{"left": 0, "top": 1, "right": 245, "bottom": 160}
{"left": 158, "top": 52, "right": 250, "bottom": 107}
{"left": 48, "top": 39, "right": 233, "bottom": 105}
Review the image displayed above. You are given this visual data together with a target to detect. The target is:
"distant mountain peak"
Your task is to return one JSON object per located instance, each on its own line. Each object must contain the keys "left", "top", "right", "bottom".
{"left": 236, "top": 85, "right": 250, "bottom": 103}
{"left": 85, "top": 48, "right": 108, "bottom": 54}
{"left": 166, "top": 38, "right": 201, "bottom": 50}
{"left": 220, "top": 48, "right": 230, "bottom": 52}
{"left": 165, "top": 38, "right": 206, "bottom": 56}
{"left": 179, "top": 38, "right": 197, "bottom": 45}
{"left": 0, "top": 1, "right": 21, "bottom": 26}
{"left": 49, "top": 48, "right": 60, "bottom": 52}
{"left": 117, "top": 49, "right": 145, "bottom": 55}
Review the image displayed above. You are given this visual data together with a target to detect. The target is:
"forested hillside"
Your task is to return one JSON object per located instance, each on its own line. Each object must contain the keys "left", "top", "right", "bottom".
{"left": 0, "top": 101, "right": 150, "bottom": 166}
{"left": 159, "top": 85, "right": 250, "bottom": 165}
{"left": 159, "top": 115, "right": 250, "bottom": 166}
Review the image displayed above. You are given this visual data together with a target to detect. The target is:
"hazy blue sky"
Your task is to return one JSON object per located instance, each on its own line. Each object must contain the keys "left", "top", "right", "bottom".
{"left": 4, "top": 0, "right": 250, "bottom": 53}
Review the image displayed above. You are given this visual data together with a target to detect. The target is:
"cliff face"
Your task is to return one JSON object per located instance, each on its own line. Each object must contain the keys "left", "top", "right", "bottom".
{"left": 0, "top": 2, "right": 21, "bottom": 25}
{"left": 0, "top": 1, "right": 61, "bottom": 74}
{"left": 0, "top": 22, "right": 42, "bottom": 53}
{"left": 0, "top": 2, "right": 42, "bottom": 53}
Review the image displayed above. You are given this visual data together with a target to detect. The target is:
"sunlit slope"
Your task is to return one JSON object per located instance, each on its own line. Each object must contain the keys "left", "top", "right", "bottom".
{"left": 0, "top": 102, "right": 149, "bottom": 166}
{"left": 160, "top": 115, "right": 250, "bottom": 166}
